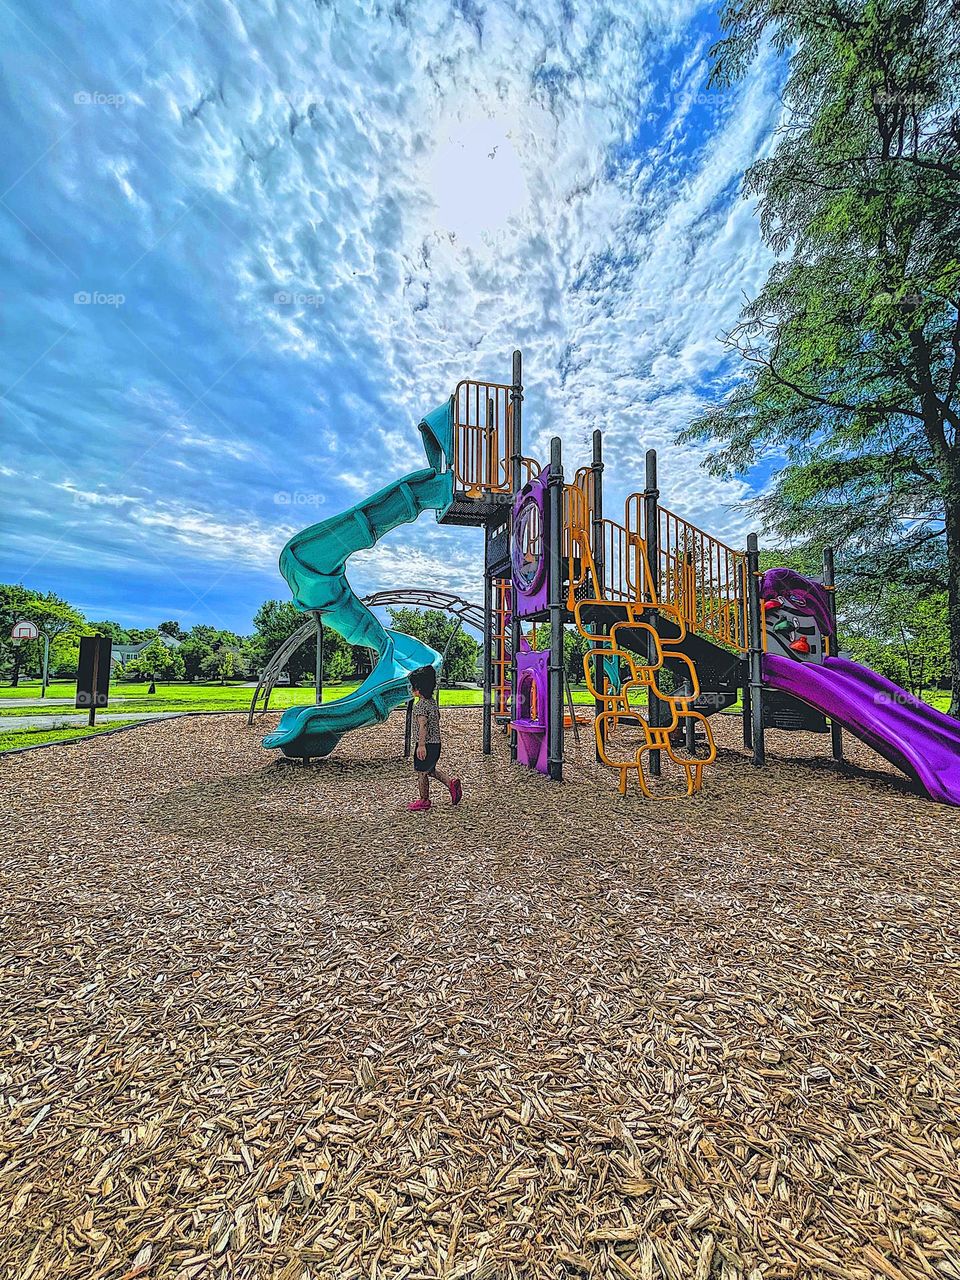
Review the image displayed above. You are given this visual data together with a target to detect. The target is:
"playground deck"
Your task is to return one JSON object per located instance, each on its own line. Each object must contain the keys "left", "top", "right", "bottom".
{"left": 2, "top": 714, "right": 960, "bottom": 1280}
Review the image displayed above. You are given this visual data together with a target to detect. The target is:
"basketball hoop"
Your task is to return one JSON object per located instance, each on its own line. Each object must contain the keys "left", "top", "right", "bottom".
{"left": 11, "top": 619, "right": 39, "bottom": 645}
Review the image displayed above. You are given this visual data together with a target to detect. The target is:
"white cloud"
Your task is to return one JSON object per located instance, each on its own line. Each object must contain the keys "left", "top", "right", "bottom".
{"left": 2, "top": 0, "right": 785, "bottom": 627}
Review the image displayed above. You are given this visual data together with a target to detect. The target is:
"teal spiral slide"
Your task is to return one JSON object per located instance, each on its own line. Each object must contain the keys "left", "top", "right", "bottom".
{"left": 262, "top": 402, "right": 455, "bottom": 759}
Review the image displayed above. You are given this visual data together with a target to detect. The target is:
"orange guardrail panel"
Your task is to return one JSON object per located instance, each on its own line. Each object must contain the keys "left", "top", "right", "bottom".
{"left": 624, "top": 494, "right": 747, "bottom": 652}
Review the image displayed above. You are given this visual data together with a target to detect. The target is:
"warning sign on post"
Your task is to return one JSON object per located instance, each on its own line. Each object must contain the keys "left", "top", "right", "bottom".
{"left": 76, "top": 636, "right": 112, "bottom": 719}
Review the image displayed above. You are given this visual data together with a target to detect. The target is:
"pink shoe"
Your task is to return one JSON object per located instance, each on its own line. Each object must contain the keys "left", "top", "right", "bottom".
{"left": 407, "top": 799, "right": 431, "bottom": 812}
{"left": 449, "top": 778, "right": 463, "bottom": 806}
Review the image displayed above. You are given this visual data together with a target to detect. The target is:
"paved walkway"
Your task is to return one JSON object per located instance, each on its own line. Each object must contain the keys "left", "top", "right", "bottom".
{"left": 1, "top": 711, "right": 182, "bottom": 732}
{"left": 2, "top": 697, "right": 79, "bottom": 708}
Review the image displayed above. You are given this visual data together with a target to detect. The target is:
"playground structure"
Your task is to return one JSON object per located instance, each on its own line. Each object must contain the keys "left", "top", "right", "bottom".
{"left": 262, "top": 351, "right": 960, "bottom": 805}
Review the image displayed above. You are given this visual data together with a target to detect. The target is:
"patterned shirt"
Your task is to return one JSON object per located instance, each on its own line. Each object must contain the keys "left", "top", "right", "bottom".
{"left": 413, "top": 696, "right": 441, "bottom": 745}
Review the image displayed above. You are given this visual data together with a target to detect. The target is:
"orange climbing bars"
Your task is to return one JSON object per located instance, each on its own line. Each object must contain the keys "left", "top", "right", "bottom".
{"left": 451, "top": 382, "right": 541, "bottom": 496}
{"left": 562, "top": 478, "right": 716, "bottom": 796}
{"left": 624, "top": 495, "right": 747, "bottom": 651}
{"left": 573, "top": 598, "right": 717, "bottom": 797}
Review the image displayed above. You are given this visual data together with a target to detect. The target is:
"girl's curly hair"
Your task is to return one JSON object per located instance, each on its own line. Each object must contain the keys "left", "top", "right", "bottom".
{"left": 409, "top": 665, "right": 437, "bottom": 697}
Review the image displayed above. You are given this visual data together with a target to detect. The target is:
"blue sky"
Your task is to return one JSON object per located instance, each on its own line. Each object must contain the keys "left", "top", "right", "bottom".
{"left": 1, "top": 0, "right": 782, "bottom": 634}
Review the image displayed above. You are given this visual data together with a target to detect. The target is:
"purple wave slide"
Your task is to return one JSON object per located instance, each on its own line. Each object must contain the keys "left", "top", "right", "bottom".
{"left": 763, "top": 653, "right": 960, "bottom": 806}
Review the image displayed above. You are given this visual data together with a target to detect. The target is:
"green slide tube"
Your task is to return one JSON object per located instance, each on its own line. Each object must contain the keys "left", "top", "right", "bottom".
{"left": 263, "top": 403, "right": 455, "bottom": 759}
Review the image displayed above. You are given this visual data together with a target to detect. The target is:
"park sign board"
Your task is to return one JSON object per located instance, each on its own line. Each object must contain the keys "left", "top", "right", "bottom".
{"left": 76, "top": 636, "right": 112, "bottom": 720}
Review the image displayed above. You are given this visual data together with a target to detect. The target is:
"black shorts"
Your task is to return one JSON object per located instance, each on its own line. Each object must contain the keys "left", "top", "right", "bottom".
{"left": 413, "top": 743, "right": 442, "bottom": 773}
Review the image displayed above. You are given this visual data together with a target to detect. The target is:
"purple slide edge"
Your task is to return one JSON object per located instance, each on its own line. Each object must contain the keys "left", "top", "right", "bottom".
{"left": 762, "top": 653, "right": 960, "bottom": 807}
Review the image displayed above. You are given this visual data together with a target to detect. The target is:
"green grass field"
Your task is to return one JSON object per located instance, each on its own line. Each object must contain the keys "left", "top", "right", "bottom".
{"left": 0, "top": 678, "right": 315, "bottom": 712}
{"left": 0, "top": 678, "right": 599, "bottom": 714}
{"left": 0, "top": 678, "right": 604, "bottom": 749}
{"left": 1, "top": 677, "right": 952, "bottom": 750}
{"left": 0, "top": 719, "right": 142, "bottom": 752}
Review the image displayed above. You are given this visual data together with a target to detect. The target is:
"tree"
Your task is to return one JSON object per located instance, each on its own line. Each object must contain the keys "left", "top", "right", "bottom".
{"left": 841, "top": 581, "right": 949, "bottom": 694}
{"left": 529, "top": 623, "right": 593, "bottom": 684}
{"left": 250, "top": 600, "right": 316, "bottom": 684}
{"left": 89, "top": 620, "right": 130, "bottom": 644}
{"left": 327, "top": 649, "right": 352, "bottom": 683}
{"left": 200, "top": 643, "right": 242, "bottom": 684}
{"left": 387, "top": 608, "right": 481, "bottom": 683}
{"left": 158, "top": 620, "right": 183, "bottom": 639}
{"left": 681, "top": 0, "right": 960, "bottom": 711}
{"left": 0, "top": 585, "right": 85, "bottom": 685}
{"left": 320, "top": 627, "right": 355, "bottom": 683}
{"left": 179, "top": 628, "right": 217, "bottom": 681}
{"left": 127, "top": 637, "right": 185, "bottom": 682}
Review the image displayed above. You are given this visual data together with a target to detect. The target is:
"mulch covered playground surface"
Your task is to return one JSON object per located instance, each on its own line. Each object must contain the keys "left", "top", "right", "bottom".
{"left": 2, "top": 712, "right": 960, "bottom": 1280}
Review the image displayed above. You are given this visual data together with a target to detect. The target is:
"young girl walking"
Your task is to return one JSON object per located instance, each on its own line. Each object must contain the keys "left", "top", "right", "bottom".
{"left": 407, "top": 665, "right": 462, "bottom": 812}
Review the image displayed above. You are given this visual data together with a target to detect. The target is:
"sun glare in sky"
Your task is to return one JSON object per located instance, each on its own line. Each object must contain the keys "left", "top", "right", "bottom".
{"left": 427, "top": 115, "right": 530, "bottom": 248}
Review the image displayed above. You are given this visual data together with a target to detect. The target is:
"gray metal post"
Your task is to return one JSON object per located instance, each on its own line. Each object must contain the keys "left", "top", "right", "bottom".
{"left": 509, "top": 350, "right": 523, "bottom": 760}
{"left": 314, "top": 616, "right": 324, "bottom": 704}
{"left": 740, "top": 558, "right": 752, "bottom": 749}
{"left": 823, "top": 547, "right": 844, "bottom": 762}
{"left": 746, "top": 532, "right": 765, "bottom": 766}
{"left": 510, "top": 349, "right": 523, "bottom": 496}
{"left": 88, "top": 640, "right": 99, "bottom": 727}
{"left": 482, "top": 562, "right": 493, "bottom": 755}
{"left": 548, "top": 436, "right": 564, "bottom": 781}
{"left": 644, "top": 449, "right": 661, "bottom": 777}
{"left": 742, "top": 666, "right": 753, "bottom": 750}
{"left": 590, "top": 428, "right": 605, "bottom": 762}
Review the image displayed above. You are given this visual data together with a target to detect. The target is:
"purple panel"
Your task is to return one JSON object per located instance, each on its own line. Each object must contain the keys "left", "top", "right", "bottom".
{"left": 760, "top": 567, "right": 835, "bottom": 638}
{"left": 512, "top": 474, "right": 549, "bottom": 618}
{"left": 511, "top": 648, "right": 549, "bottom": 774}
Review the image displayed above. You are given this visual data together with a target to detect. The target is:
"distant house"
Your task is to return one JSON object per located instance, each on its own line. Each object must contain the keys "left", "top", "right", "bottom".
{"left": 111, "top": 633, "right": 182, "bottom": 668}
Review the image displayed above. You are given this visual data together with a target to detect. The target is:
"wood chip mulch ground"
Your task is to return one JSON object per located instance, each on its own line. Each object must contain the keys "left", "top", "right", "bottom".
{"left": 2, "top": 710, "right": 960, "bottom": 1280}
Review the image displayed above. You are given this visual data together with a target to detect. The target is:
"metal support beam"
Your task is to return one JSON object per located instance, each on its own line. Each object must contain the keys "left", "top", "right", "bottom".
{"left": 746, "top": 532, "right": 766, "bottom": 766}
{"left": 314, "top": 616, "right": 324, "bottom": 704}
{"left": 548, "top": 435, "right": 565, "bottom": 781}
{"left": 742, "top": 660, "right": 753, "bottom": 750}
{"left": 510, "top": 349, "right": 523, "bottom": 496}
{"left": 590, "top": 428, "right": 605, "bottom": 762}
{"left": 644, "top": 449, "right": 661, "bottom": 777}
{"left": 482, "top": 559, "right": 493, "bottom": 755}
{"left": 823, "top": 546, "right": 844, "bottom": 762}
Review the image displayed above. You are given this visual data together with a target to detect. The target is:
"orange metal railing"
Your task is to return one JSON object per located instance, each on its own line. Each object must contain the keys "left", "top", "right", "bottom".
{"left": 624, "top": 495, "right": 747, "bottom": 651}
{"left": 451, "top": 382, "right": 540, "bottom": 496}
{"left": 564, "top": 482, "right": 655, "bottom": 609}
